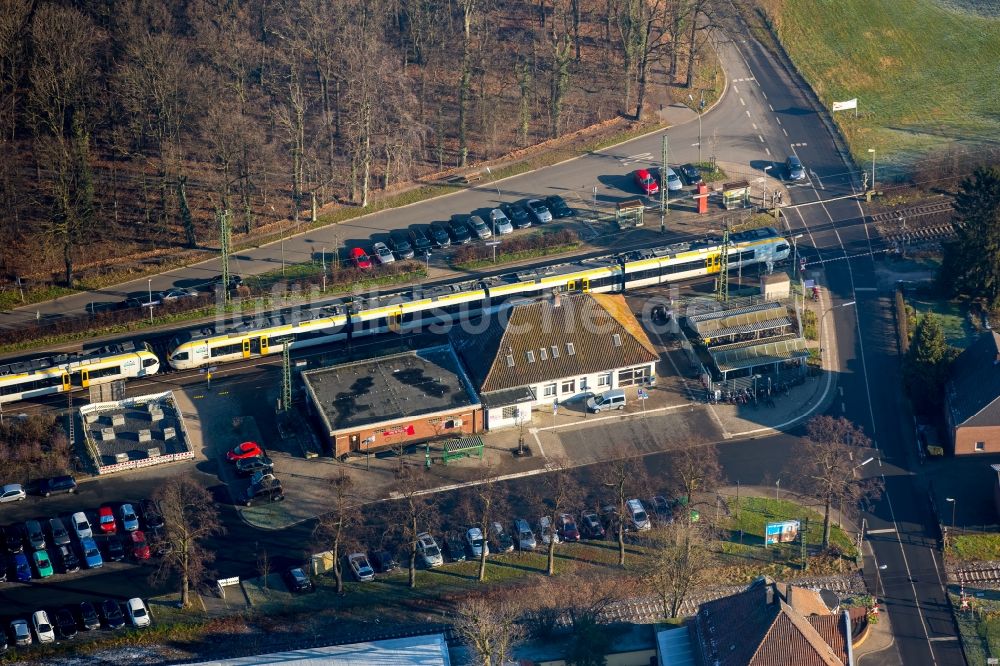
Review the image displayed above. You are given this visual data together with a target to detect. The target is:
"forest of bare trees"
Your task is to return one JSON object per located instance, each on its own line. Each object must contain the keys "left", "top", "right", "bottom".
{"left": 0, "top": 0, "right": 714, "bottom": 290}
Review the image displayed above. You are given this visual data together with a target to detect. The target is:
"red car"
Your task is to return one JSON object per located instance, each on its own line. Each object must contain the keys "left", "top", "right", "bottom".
{"left": 130, "top": 530, "right": 151, "bottom": 560}
{"left": 226, "top": 441, "right": 263, "bottom": 462}
{"left": 98, "top": 506, "right": 117, "bottom": 535}
{"left": 634, "top": 168, "right": 659, "bottom": 196}
{"left": 350, "top": 247, "right": 372, "bottom": 270}
{"left": 558, "top": 513, "right": 581, "bottom": 542}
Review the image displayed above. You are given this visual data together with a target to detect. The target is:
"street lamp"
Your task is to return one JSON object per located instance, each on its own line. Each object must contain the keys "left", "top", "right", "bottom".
{"left": 485, "top": 166, "right": 502, "bottom": 202}
{"left": 763, "top": 165, "right": 773, "bottom": 207}
{"left": 321, "top": 246, "right": 326, "bottom": 292}
{"left": 147, "top": 278, "right": 153, "bottom": 325}
{"left": 818, "top": 300, "right": 856, "bottom": 354}
{"left": 689, "top": 93, "right": 704, "bottom": 164}
{"left": 867, "top": 149, "right": 876, "bottom": 192}
{"left": 270, "top": 205, "right": 285, "bottom": 276}
{"left": 946, "top": 497, "right": 957, "bottom": 531}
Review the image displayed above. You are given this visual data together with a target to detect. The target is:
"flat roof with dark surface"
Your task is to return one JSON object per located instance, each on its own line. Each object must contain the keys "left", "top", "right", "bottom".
{"left": 303, "top": 345, "right": 479, "bottom": 433}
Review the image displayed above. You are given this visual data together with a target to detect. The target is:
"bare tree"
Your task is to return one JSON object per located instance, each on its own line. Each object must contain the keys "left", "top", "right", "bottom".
{"left": 392, "top": 471, "right": 439, "bottom": 588}
{"left": 312, "top": 469, "right": 362, "bottom": 594}
{"left": 470, "top": 462, "right": 507, "bottom": 582}
{"left": 789, "top": 416, "right": 883, "bottom": 548}
{"left": 153, "top": 477, "right": 225, "bottom": 608}
{"left": 257, "top": 547, "right": 272, "bottom": 592}
{"left": 668, "top": 444, "right": 724, "bottom": 507}
{"left": 598, "top": 444, "right": 650, "bottom": 567}
{"left": 539, "top": 457, "right": 582, "bottom": 575}
{"left": 642, "top": 519, "right": 714, "bottom": 618}
{"left": 453, "top": 591, "right": 526, "bottom": 666}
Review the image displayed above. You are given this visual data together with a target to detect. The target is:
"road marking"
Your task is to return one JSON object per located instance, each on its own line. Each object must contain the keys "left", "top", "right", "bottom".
{"left": 768, "top": 104, "right": 774, "bottom": 112}
{"left": 530, "top": 427, "right": 547, "bottom": 457}
{"left": 764, "top": 148, "right": 770, "bottom": 156}
{"left": 740, "top": 97, "right": 746, "bottom": 106}
{"left": 745, "top": 110, "right": 751, "bottom": 118}
{"left": 782, "top": 128, "right": 788, "bottom": 136}
{"left": 752, "top": 123, "right": 758, "bottom": 130}
{"left": 733, "top": 85, "right": 740, "bottom": 94}
{"left": 928, "top": 637, "right": 959, "bottom": 643}
{"left": 758, "top": 135, "right": 764, "bottom": 143}
{"left": 620, "top": 152, "right": 653, "bottom": 167}
{"left": 867, "top": 528, "right": 897, "bottom": 534}
{"left": 810, "top": 171, "right": 825, "bottom": 190}
{"left": 761, "top": 91, "right": 767, "bottom": 99}
{"left": 775, "top": 117, "right": 781, "bottom": 125}
{"left": 841, "top": 402, "right": 846, "bottom": 412}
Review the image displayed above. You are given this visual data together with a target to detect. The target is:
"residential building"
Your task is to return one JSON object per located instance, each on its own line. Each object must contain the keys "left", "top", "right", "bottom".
{"left": 946, "top": 331, "right": 1000, "bottom": 454}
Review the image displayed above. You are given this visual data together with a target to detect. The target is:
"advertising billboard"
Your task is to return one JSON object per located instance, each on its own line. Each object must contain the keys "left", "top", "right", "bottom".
{"left": 765, "top": 520, "right": 800, "bottom": 546}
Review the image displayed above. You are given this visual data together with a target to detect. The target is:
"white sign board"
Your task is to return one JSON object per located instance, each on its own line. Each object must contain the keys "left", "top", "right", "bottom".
{"left": 832, "top": 98, "right": 858, "bottom": 112}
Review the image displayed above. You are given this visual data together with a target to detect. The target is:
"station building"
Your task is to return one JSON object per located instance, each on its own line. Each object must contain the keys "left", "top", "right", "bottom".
{"left": 301, "top": 345, "right": 482, "bottom": 458}
{"left": 450, "top": 292, "right": 659, "bottom": 430}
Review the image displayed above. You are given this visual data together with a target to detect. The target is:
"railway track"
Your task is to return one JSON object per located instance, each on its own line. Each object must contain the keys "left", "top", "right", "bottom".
{"left": 952, "top": 566, "right": 1000, "bottom": 586}
{"left": 869, "top": 200, "right": 955, "bottom": 225}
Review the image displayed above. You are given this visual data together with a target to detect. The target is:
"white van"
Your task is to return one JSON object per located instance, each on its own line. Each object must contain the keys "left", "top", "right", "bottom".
{"left": 626, "top": 499, "right": 651, "bottom": 531}
{"left": 587, "top": 389, "right": 626, "bottom": 413}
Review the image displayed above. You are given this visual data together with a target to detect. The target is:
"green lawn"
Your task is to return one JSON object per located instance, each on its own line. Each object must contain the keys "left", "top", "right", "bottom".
{"left": 774, "top": 0, "right": 1000, "bottom": 174}
{"left": 951, "top": 534, "right": 1000, "bottom": 562}
{"left": 906, "top": 293, "right": 976, "bottom": 348}
{"left": 722, "top": 496, "right": 857, "bottom": 557}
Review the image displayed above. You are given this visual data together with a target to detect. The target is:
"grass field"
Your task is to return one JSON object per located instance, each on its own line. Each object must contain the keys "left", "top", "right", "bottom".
{"left": 722, "top": 496, "right": 857, "bottom": 556}
{"left": 906, "top": 291, "right": 977, "bottom": 348}
{"left": 950, "top": 533, "right": 1000, "bottom": 562}
{"left": 773, "top": 0, "right": 1000, "bottom": 174}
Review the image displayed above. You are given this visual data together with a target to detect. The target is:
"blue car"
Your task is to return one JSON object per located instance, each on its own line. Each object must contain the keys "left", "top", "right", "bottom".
{"left": 12, "top": 552, "right": 31, "bottom": 582}
{"left": 79, "top": 537, "right": 103, "bottom": 569}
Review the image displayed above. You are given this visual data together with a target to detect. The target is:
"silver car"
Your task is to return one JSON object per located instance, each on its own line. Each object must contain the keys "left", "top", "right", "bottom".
{"left": 416, "top": 532, "right": 443, "bottom": 568}
{"left": 469, "top": 215, "right": 492, "bottom": 240}
{"left": 538, "top": 515, "right": 560, "bottom": 545}
{"left": 489, "top": 209, "right": 513, "bottom": 235}
{"left": 347, "top": 552, "right": 375, "bottom": 581}
{"left": 512, "top": 518, "right": 536, "bottom": 551}
{"left": 525, "top": 199, "right": 552, "bottom": 224}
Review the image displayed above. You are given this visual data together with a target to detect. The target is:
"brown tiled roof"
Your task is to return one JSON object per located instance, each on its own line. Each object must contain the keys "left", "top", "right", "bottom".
{"left": 450, "top": 293, "right": 658, "bottom": 393}
{"left": 695, "top": 578, "right": 848, "bottom": 666}
{"left": 948, "top": 331, "right": 1000, "bottom": 427}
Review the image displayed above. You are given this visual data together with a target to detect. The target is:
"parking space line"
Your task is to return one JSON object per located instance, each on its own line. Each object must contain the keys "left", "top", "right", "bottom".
{"left": 529, "top": 427, "right": 547, "bottom": 457}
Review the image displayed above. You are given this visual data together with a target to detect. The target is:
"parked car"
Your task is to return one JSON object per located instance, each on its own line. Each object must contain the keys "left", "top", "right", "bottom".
{"left": 488, "top": 209, "right": 513, "bottom": 235}
{"left": 4, "top": 524, "right": 25, "bottom": 554}
{"left": 79, "top": 536, "right": 103, "bottom": 568}
{"left": 0, "top": 483, "right": 25, "bottom": 503}
{"left": 525, "top": 199, "right": 552, "bottom": 224}
{"left": 500, "top": 203, "right": 531, "bottom": 229}
{"left": 580, "top": 512, "right": 606, "bottom": 540}
{"left": 408, "top": 227, "right": 433, "bottom": 254}
{"left": 147, "top": 530, "right": 172, "bottom": 557}
{"left": 468, "top": 215, "right": 492, "bottom": 240}
{"left": 24, "top": 520, "right": 46, "bottom": 551}
{"left": 513, "top": 518, "right": 536, "bottom": 551}
{"left": 9, "top": 619, "right": 30, "bottom": 646}
{"left": 444, "top": 533, "right": 466, "bottom": 562}
{"left": 242, "top": 477, "right": 284, "bottom": 506}
{"left": 544, "top": 195, "right": 574, "bottom": 218}
{"left": 31, "top": 610, "right": 54, "bottom": 644}
{"left": 77, "top": 602, "right": 101, "bottom": 631}
{"left": 347, "top": 552, "right": 375, "bottom": 582}
{"left": 350, "top": 246, "right": 373, "bottom": 269}
{"left": 99, "top": 599, "right": 125, "bottom": 630}
{"left": 71, "top": 512, "right": 92, "bottom": 539}
{"left": 130, "top": 530, "right": 151, "bottom": 560}
{"left": 650, "top": 496, "right": 672, "bottom": 523}
{"left": 56, "top": 543, "right": 80, "bottom": 573}
{"left": 235, "top": 455, "right": 273, "bottom": 477}
{"left": 12, "top": 552, "right": 30, "bottom": 581}
{"left": 103, "top": 536, "right": 126, "bottom": 562}
{"left": 160, "top": 287, "right": 199, "bottom": 301}
{"left": 416, "top": 533, "right": 443, "bottom": 568}
{"left": 98, "top": 507, "right": 117, "bottom": 535}
{"left": 786, "top": 155, "right": 806, "bottom": 181}
{"left": 634, "top": 168, "right": 659, "bottom": 196}
{"left": 53, "top": 607, "right": 78, "bottom": 639}
{"left": 119, "top": 504, "right": 140, "bottom": 532}
{"left": 372, "top": 241, "right": 395, "bottom": 265}
{"left": 226, "top": 441, "right": 263, "bottom": 461}
{"left": 38, "top": 475, "right": 76, "bottom": 497}
{"left": 370, "top": 549, "right": 399, "bottom": 574}
{"left": 600, "top": 504, "right": 622, "bottom": 533}
{"left": 626, "top": 499, "right": 651, "bottom": 531}
{"left": 557, "top": 513, "right": 580, "bottom": 542}
{"left": 48, "top": 517, "right": 71, "bottom": 546}
{"left": 465, "top": 527, "right": 489, "bottom": 558}
{"left": 283, "top": 566, "right": 314, "bottom": 593}
{"left": 208, "top": 273, "right": 244, "bottom": 292}
{"left": 126, "top": 598, "right": 150, "bottom": 627}
{"left": 447, "top": 218, "right": 473, "bottom": 244}
{"left": 139, "top": 499, "right": 164, "bottom": 532}
{"left": 0, "top": 556, "right": 6, "bottom": 582}
{"left": 32, "top": 549, "right": 53, "bottom": 578}
{"left": 388, "top": 229, "right": 416, "bottom": 259}
{"left": 538, "top": 516, "right": 560, "bottom": 545}
{"left": 679, "top": 163, "right": 702, "bottom": 185}
{"left": 662, "top": 167, "right": 683, "bottom": 192}
{"left": 489, "top": 521, "right": 514, "bottom": 553}
{"left": 428, "top": 221, "right": 452, "bottom": 248}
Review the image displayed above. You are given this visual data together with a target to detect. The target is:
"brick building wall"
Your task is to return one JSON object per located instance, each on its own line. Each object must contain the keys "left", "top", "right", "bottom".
{"left": 954, "top": 425, "right": 1000, "bottom": 455}
{"left": 330, "top": 408, "right": 483, "bottom": 457}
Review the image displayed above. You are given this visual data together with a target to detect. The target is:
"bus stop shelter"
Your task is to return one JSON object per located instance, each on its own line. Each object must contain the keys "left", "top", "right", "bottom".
{"left": 616, "top": 199, "right": 645, "bottom": 229}
{"left": 709, "top": 337, "right": 810, "bottom": 381}
{"left": 722, "top": 181, "right": 750, "bottom": 210}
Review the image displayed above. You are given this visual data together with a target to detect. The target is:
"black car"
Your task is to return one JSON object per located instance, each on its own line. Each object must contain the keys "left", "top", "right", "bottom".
{"left": 99, "top": 599, "right": 126, "bottom": 630}
{"left": 56, "top": 543, "right": 80, "bottom": 573}
{"left": 53, "top": 606, "right": 78, "bottom": 639}
{"left": 24, "top": 520, "right": 45, "bottom": 551}
{"left": 235, "top": 455, "right": 274, "bottom": 478}
{"left": 208, "top": 273, "right": 244, "bottom": 292}
{"left": 388, "top": 229, "right": 415, "bottom": 259}
{"left": 3, "top": 524, "right": 25, "bottom": 554}
{"left": 103, "top": 536, "right": 125, "bottom": 562}
{"left": 786, "top": 155, "right": 806, "bottom": 181}
{"left": 370, "top": 549, "right": 399, "bottom": 573}
{"left": 78, "top": 602, "right": 101, "bottom": 631}
{"left": 408, "top": 228, "right": 433, "bottom": 254}
{"left": 283, "top": 567, "right": 314, "bottom": 593}
{"left": 243, "top": 478, "right": 284, "bottom": 507}
{"left": 580, "top": 512, "right": 605, "bottom": 539}
{"left": 428, "top": 221, "right": 452, "bottom": 248}
{"left": 443, "top": 533, "right": 466, "bottom": 562}
{"left": 39, "top": 475, "right": 77, "bottom": 497}
{"left": 679, "top": 163, "right": 702, "bottom": 185}
{"left": 447, "top": 218, "right": 472, "bottom": 245}
{"left": 139, "top": 499, "right": 164, "bottom": 532}
{"left": 544, "top": 195, "right": 574, "bottom": 218}
{"left": 500, "top": 203, "right": 532, "bottom": 229}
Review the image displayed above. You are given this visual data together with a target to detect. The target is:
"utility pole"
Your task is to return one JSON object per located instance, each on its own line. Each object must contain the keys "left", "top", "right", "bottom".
{"left": 278, "top": 337, "right": 293, "bottom": 412}
{"left": 219, "top": 209, "right": 232, "bottom": 304}
{"left": 715, "top": 218, "right": 730, "bottom": 302}
{"left": 659, "top": 135, "right": 668, "bottom": 234}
